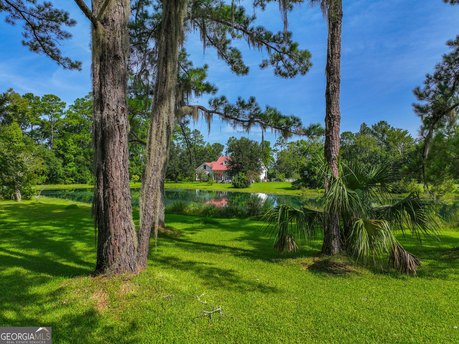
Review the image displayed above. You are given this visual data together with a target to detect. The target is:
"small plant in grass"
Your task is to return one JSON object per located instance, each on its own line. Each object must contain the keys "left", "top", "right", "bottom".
{"left": 264, "top": 162, "right": 439, "bottom": 274}
{"left": 232, "top": 173, "right": 251, "bottom": 188}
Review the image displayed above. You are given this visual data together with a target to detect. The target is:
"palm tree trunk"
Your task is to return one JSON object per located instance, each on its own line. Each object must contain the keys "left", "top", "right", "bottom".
{"left": 137, "top": 0, "right": 187, "bottom": 269}
{"left": 322, "top": 0, "right": 343, "bottom": 255}
{"left": 92, "top": 0, "right": 138, "bottom": 274}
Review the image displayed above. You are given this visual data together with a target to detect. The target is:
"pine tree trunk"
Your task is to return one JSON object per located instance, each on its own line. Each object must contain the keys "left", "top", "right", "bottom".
{"left": 137, "top": 0, "right": 187, "bottom": 269}
{"left": 322, "top": 0, "right": 343, "bottom": 256}
{"left": 91, "top": 0, "right": 138, "bottom": 274}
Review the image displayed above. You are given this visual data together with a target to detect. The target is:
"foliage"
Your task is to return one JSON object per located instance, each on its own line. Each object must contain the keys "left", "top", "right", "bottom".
{"left": 0, "top": 0, "right": 80, "bottom": 69}
{"left": 227, "top": 137, "right": 265, "bottom": 179}
{"left": 423, "top": 125, "right": 459, "bottom": 191}
{"left": 232, "top": 173, "right": 251, "bottom": 189}
{"left": 0, "top": 122, "right": 43, "bottom": 200}
{"left": 273, "top": 138, "right": 308, "bottom": 180}
{"left": 413, "top": 36, "right": 459, "bottom": 185}
{"left": 341, "top": 121, "right": 418, "bottom": 181}
{"left": 0, "top": 90, "right": 93, "bottom": 185}
{"left": 166, "top": 121, "right": 224, "bottom": 181}
{"left": 279, "top": 139, "right": 325, "bottom": 188}
{"left": 265, "top": 162, "right": 440, "bottom": 274}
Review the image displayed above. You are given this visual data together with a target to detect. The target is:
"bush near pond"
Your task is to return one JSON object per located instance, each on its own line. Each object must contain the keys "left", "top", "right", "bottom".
{"left": 232, "top": 173, "right": 251, "bottom": 188}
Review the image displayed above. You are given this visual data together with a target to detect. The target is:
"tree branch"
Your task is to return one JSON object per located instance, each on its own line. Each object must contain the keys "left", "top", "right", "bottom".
{"left": 97, "top": 0, "right": 113, "bottom": 21}
{"left": 73, "top": 0, "right": 99, "bottom": 27}
{"left": 181, "top": 105, "right": 307, "bottom": 137}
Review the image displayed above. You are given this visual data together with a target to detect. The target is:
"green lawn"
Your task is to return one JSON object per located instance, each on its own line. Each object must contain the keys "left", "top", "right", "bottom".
{"left": 35, "top": 181, "right": 320, "bottom": 197}
{"left": 0, "top": 198, "right": 458, "bottom": 343}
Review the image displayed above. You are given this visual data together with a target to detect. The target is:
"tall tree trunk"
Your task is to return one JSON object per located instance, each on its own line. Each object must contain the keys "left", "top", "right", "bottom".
{"left": 137, "top": 0, "right": 187, "bottom": 269}
{"left": 322, "top": 0, "right": 343, "bottom": 255}
{"left": 92, "top": 0, "right": 138, "bottom": 274}
{"left": 15, "top": 188, "right": 21, "bottom": 202}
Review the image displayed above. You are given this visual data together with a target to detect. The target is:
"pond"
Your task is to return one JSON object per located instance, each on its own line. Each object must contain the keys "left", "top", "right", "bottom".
{"left": 41, "top": 188, "right": 310, "bottom": 209}
{"left": 40, "top": 188, "right": 459, "bottom": 225}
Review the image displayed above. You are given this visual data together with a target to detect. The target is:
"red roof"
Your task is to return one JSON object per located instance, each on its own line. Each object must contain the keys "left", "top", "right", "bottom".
{"left": 204, "top": 156, "right": 231, "bottom": 171}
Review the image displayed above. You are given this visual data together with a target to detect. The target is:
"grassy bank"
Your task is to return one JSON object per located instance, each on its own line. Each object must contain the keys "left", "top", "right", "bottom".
{"left": 35, "top": 181, "right": 320, "bottom": 197}
{"left": 0, "top": 198, "right": 458, "bottom": 343}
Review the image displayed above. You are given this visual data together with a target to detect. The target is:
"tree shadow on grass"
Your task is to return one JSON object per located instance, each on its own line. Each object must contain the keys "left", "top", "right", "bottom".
{"left": 0, "top": 202, "right": 95, "bottom": 277}
{"left": 397, "top": 233, "right": 459, "bottom": 280}
{"left": 164, "top": 214, "right": 321, "bottom": 260}
{"left": 152, "top": 255, "right": 280, "bottom": 294}
{"left": 304, "top": 234, "right": 459, "bottom": 280}
{"left": 164, "top": 215, "right": 458, "bottom": 280}
{"left": 0, "top": 270, "right": 141, "bottom": 343}
{"left": 0, "top": 202, "right": 142, "bottom": 342}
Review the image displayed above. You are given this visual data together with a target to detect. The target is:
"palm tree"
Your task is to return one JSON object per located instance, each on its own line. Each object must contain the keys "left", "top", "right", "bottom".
{"left": 279, "top": 0, "right": 343, "bottom": 255}
{"left": 264, "top": 162, "right": 439, "bottom": 274}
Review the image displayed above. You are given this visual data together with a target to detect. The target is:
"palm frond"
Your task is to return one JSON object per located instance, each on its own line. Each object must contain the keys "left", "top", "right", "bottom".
{"left": 374, "top": 193, "right": 440, "bottom": 239}
{"left": 342, "top": 162, "right": 393, "bottom": 205}
{"left": 389, "top": 243, "right": 421, "bottom": 275}
{"left": 324, "top": 175, "right": 363, "bottom": 217}
{"left": 263, "top": 204, "right": 323, "bottom": 253}
{"left": 349, "top": 218, "right": 396, "bottom": 263}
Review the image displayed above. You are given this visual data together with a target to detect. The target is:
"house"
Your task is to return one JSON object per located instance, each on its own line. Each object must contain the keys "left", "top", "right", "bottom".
{"left": 196, "top": 156, "right": 269, "bottom": 182}
{"left": 196, "top": 156, "right": 232, "bottom": 182}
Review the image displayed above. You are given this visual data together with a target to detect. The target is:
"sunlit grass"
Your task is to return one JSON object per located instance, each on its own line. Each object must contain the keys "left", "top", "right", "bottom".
{"left": 0, "top": 198, "right": 458, "bottom": 343}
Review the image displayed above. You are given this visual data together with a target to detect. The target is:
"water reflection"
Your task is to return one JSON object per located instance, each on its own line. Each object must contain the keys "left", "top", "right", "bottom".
{"left": 39, "top": 188, "right": 458, "bottom": 224}
{"left": 40, "top": 188, "right": 305, "bottom": 208}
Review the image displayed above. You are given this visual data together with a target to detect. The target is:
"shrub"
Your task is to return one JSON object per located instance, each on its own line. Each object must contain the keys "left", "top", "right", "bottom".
{"left": 196, "top": 170, "right": 209, "bottom": 182}
{"left": 430, "top": 179, "right": 457, "bottom": 200}
{"left": 390, "top": 179, "right": 423, "bottom": 194}
{"left": 232, "top": 173, "right": 251, "bottom": 188}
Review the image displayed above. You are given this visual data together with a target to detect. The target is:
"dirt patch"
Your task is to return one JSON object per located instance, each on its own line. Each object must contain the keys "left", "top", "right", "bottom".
{"left": 119, "top": 281, "right": 136, "bottom": 296}
{"left": 92, "top": 290, "right": 109, "bottom": 312}
{"left": 158, "top": 226, "right": 182, "bottom": 238}
{"left": 302, "top": 257, "right": 358, "bottom": 275}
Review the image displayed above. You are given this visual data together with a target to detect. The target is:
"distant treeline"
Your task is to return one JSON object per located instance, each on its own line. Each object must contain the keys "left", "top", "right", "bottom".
{"left": 0, "top": 88, "right": 458, "bottom": 200}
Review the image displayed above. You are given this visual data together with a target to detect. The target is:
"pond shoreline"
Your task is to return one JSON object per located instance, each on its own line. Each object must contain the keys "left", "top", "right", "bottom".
{"left": 35, "top": 182, "right": 323, "bottom": 197}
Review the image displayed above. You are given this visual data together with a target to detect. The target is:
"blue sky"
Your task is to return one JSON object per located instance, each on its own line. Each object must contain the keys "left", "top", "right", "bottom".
{"left": 0, "top": 0, "right": 458, "bottom": 145}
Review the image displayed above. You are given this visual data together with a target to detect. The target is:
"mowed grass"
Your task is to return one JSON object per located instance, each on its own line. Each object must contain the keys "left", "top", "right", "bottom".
{"left": 36, "top": 181, "right": 319, "bottom": 197}
{"left": 0, "top": 198, "right": 458, "bottom": 343}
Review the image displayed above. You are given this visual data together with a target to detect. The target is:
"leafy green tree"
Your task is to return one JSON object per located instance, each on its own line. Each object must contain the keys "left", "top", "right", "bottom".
{"left": 37, "top": 94, "right": 66, "bottom": 149}
{"left": 54, "top": 95, "right": 93, "bottom": 184}
{"left": 0, "top": 122, "right": 43, "bottom": 201}
{"left": 227, "top": 137, "right": 264, "bottom": 181}
{"left": 340, "top": 121, "right": 417, "bottom": 183}
{"left": 0, "top": 89, "right": 37, "bottom": 130}
{"left": 274, "top": 139, "right": 309, "bottom": 180}
{"left": 423, "top": 124, "right": 459, "bottom": 197}
{"left": 166, "top": 122, "right": 224, "bottom": 181}
{"left": 413, "top": 36, "right": 459, "bottom": 188}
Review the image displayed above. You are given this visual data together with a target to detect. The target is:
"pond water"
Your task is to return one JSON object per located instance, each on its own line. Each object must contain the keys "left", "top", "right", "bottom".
{"left": 40, "top": 188, "right": 459, "bottom": 225}
{"left": 41, "top": 188, "right": 308, "bottom": 209}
